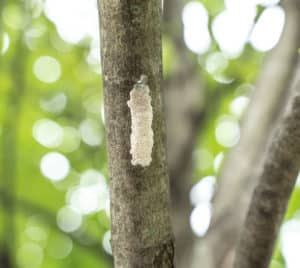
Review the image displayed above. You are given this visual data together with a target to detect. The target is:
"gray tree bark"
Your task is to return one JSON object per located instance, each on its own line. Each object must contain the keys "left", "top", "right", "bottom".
{"left": 234, "top": 66, "right": 300, "bottom": 268}
{"left": 97, "top": 1, "right": 174, "bottom": 267}
{"left": 192, "top": 1, "right": 300, "bottom": 267}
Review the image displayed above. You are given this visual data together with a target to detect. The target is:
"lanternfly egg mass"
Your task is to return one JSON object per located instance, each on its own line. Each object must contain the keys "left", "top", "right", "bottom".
{"left": 127, "top": 75, "right": 153, "bottom": 167}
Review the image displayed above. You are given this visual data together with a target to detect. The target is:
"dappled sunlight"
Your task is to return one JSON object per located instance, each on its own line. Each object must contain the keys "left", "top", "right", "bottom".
{"left": 102, "top": 231, "right": 112, "bottom": 255}
{"left": 2, "top": 4, "right": 25, "bottom": 30}
{"left": 17, "top": 242, "right": 44, "bottom": 268}
{"left": 57, "top": 206, "right": 82, "bottom": 233}
{"left": 190, "top": 176, "right": 216, "bottom": 207}
{"left": 250, "top": 6, "right": 285, "bottom": 51}
{"left": 225, "top": 0, "right": 280, "bottom": 8}
{"left": 190, "top": 203, "right": 212, "bottom": 237}
{"left": 24, "top": 23, "right": 47, "bottom": 50}
{"left": 44, "top": 0, "right": 98, "bottom": 44}
{"left": 296, "top": 173, "right": 300, "bottom": 187}
{"left": 25, "top": 225, "right": 48, "bottom": 244}
{"left": 60, "top": 127, "right": 81, "bottom": 153}
{"left": 40, "top": 152, "right": 70, "bottom": 182}
{"left": 280, "top": 217, "right": 300, "bottom": 268}
{"left": 189, "top": 176, "right": 216, "bottom": 237}
{"left": 1, "top": 32, "right": 10, "bottom": 55}
{"left": 33, "top": 117, "right": 82, "bottom": 153}
{"left": 205, "top": 52, "right": 228, "bottom": 75}
{"left": 66, "top": 169, "right": 109, "bottom": 215}
{"left": 182, "top": 2, "right": 211, "bottom": 54}
{"left": 215, "top": 116, "right": 240, "bottom": 148}
{"left": 40, "top": 93, "right": 67, "bottom": 114}
{"left": 79, "top": 118, "right": 103, "bottom": 147}
{"left": 86, "top": 38, "right": 101, "bottom": 66}
{"left": 83, "top": 94, "right": 102, "bottom": 115}
{"left": 44, "top": 0, "right": 101, "bottom": 70}
{"left": 33, "top": 119, "right": 63, "bottom": 148}
{"left": 47, "top": 234, "right": 73, "bottom": 259}
{"left": 100, "top": 105, "right": 106, "bottom": 125}
{"left": 213, "top": 152, "right": 225, "bottom": 172}
{"left": 0, "top": 0, "right": 298, "bottom": 266}
{"left": 230, "top": 96, "right": 250, "bottom": 118}
{"left": 33, "top": 56, "right": 61, "bottom": 83}
{"left": 212, "top": 6, "right": 256, "bottom": 58}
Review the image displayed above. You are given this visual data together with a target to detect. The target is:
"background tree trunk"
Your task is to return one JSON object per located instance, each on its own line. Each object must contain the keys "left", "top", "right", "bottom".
{"left": 234, "top": 67, "right": 300, "bottom": 268}
{"left": 163, "top": 0, "right": 204, "bottom": 266}
{"left": 192, "top": 1, "right": 300, "bottom": 267}
{"left": 98, "top": 1, "right": 174, "bottom": 267}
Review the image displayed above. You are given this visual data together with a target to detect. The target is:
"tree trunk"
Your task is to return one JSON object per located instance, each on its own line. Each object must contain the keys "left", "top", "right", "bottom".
{"left": 234, "top": 67, "right": 300, "bottom": 268}
{"left": 97, "top": 1, "right": 174, "bottom": 267}
{"left": 192, "top": 1, "right": 300, "bottom": 267}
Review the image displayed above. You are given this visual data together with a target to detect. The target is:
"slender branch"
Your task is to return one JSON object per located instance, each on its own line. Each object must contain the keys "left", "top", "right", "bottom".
{"left": 234, "top": 69, "right": 300, "bottom": 268}
{"left": 98, "top": 0, "right": 174, "bottom": 266}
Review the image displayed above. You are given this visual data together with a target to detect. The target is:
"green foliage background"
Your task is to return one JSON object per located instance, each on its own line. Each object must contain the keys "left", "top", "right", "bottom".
{"left": 0, "top": 0, "right": 298, "bottom": 267}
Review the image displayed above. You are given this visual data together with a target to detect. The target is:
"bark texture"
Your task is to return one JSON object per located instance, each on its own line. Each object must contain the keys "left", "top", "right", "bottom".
{"left": 193, "top": 1, "right": 300, "bottom": 267}
{"left": 98, "top": 1, "right": 174, "bottom": 267}
{"left": 234, "top": 69, "right": 300, "bottom": 268}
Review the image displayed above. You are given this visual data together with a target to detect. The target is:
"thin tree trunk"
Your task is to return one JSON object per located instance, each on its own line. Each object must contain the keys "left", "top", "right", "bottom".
{"left": 192, "top": 1, "right": 300, "bottom": 267}
{"left": 234, "top": 68, "right": 300, "bottom": 268}
{"left": 97, "top": 1, "right": 174, "bottom": 267}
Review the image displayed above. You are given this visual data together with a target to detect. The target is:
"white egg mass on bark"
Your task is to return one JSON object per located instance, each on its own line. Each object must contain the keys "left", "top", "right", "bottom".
{"left": 127, "top": 75, "right": 153, "bottom": 167}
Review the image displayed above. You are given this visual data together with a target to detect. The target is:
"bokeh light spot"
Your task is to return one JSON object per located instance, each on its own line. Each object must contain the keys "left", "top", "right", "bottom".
{"left": 60, "top": 127, "right": 81, "bottom": 153}
{"left": 190, "top": 176, "right": 216, "bottom": 206}
{"left": 44, "top": 0, "right": 98, "bottom": 44}
{"left": 250, "top": 6, "right": 285, "bottom": 52}
{"left": 47, "top": 234, "right": 73, "bottom": 259}
{"left": 1, "top": 33, "right": 10, "bottom": 55}
{"left": 40, "top": 152, "right": 70, "bottom": 181}
{"left": 33, "top": 119, "right": 63, "bottom": 148}
{"left": 190, "top": 203, "right": 212, "bottom": 237}
{"left": 79, "top": 118, "right": 102, "bottom": 146}
{"left": 40, "top": 93, "right": 67, "bottom": 114}
{"left": 66, "top": 170, "right": 108, "bottom": 215}
{"left": 213, "top": 152, "right": 225, "bottom": 172}
{"left": 205, "top": 52, "right": 228, "bottom": 74}
{"left": 212, "top": 6, "right": 256, "bottom": 58}
{"left": 230, "top": 96, "right": 250, "bottom": 117}
{"left": 25, "top": 226, "right": 48, "bottom": 243}
{"left": 182, "top": 2, "right": 211, "bottom": 54}
{"left": 102, "top": 231, "right": 112, "bottom": 255}
{"left": 215, "top": 117, "right": 240, "bottom": 147}
{"left": 281, "top": 218, "right": 300, "bottom": 268}
{"left": 17, "top": 243, "right": 44, "bottom": 268}
{"left": 33, "top": 56, "right": 61, "bottom": 83}
{"left": 3, "top": 4, "right": 24, "bottom": 30}
{"left": 57, "top": 206, "right": 82, "bottom": 233}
